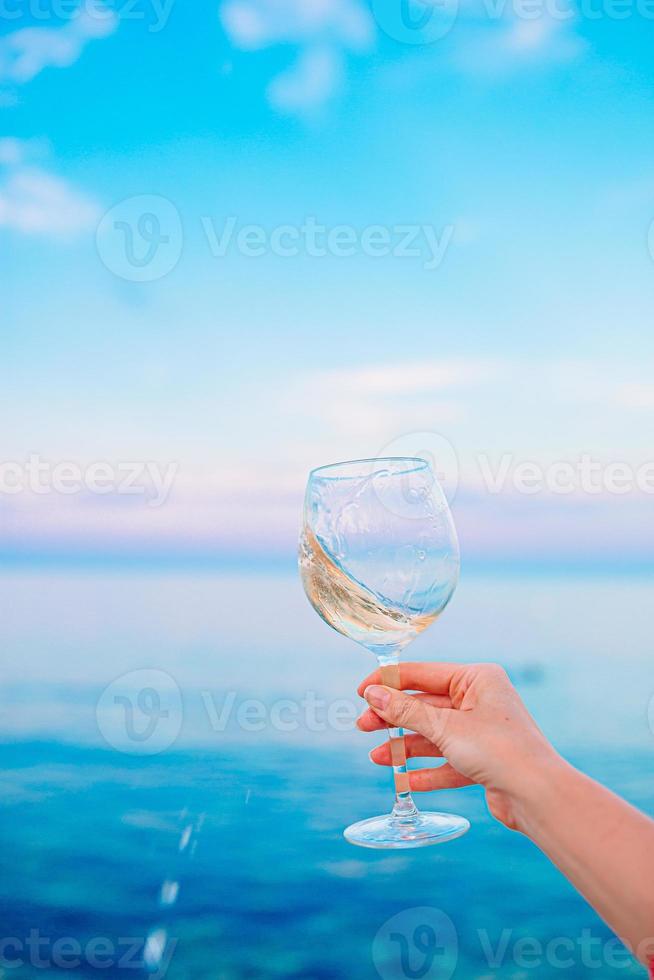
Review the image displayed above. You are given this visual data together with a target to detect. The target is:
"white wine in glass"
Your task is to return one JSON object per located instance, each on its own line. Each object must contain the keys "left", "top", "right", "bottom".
{"left": 299, "top": 457, "right": 469, "bottom": 849}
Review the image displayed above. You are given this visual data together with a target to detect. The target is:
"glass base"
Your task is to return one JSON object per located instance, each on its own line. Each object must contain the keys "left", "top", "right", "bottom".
{"left": 343, "top": 811, "right": 470, "bottom": 849}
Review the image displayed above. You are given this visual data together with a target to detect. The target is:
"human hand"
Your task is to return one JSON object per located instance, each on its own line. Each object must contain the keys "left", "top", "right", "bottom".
{"left": 357, "top": 662, "right": 561, "bottom": 832}
{"left": 358, "top": 662, "right": 654, "bottom": 963}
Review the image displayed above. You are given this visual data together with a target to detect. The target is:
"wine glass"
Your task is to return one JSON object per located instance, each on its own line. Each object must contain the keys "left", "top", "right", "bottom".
{"left": 299, "top": 457, "right": 469, "bottom": 849}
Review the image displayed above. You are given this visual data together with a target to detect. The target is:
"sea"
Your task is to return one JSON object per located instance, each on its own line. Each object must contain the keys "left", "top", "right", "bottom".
{"left": 0, "top": 565, "right": 652, "bottom": 979}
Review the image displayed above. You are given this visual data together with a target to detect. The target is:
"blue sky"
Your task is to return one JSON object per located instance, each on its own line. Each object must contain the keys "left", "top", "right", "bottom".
{"left": 1, "top": 1, "right": 654, "bottom": 566}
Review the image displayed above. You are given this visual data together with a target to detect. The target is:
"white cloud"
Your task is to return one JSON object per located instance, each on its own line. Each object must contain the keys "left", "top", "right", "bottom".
{"left": 0, "top": 1, "right": 117, "bottom": 85}
{"left": 317, "top": 395, "right": 466, "bottom": 439}
{"left": 268, "top": 46, "right": 344, "bottom": 114}
{"left": 506, "top": 20, "right": 559, "bottom": 52}
{"left": 221, "top": 0, "right": 373, "bottom": 49}
{"left": 0, "top": 137, "right": 100, "bottom": 238}
{"left": 506, "top": 18, "right": 582, "bottom": 59}
{"left": 0, "top": 137, "right": 49, "bottom": 166}
{"left": 614, "top": 383, "right": 654, "bottom": 412}
{"left": 218, "top": 0, "right": 585, "bottom": 112}
{"left": 286, "top": 358, "right": 654, "bottom": 464}
{"left": 544, "top": 361, "right": 654, "bottom": 414}
{"left": 0, "top": 138, "right": 26, "bottom": 166}
{"left": 0, "top": 4, "right": 113, "bottom": 237}
{"left": 453, "top": 16, "right": 584, "bottom": 74}
{"left": 318, "top": 359, "right": 500, "bottom": 396}
{"left": 0, "top": 166, "right": 100, "bottom": 237}
{"left": 219, "top": 0, "right": 374, "bottom": 112}
{"left": 289, "top": 359, "right": 503, "bottom": 440}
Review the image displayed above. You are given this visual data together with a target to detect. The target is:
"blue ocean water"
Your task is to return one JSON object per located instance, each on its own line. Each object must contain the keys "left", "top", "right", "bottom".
{"left": 1, "top": 568, "right": 653, "bottom": 978}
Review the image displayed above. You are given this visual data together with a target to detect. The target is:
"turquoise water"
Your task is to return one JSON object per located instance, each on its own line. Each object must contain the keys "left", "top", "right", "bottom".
{"left": 1, "top": 568, "right": 653, "bottom": 978}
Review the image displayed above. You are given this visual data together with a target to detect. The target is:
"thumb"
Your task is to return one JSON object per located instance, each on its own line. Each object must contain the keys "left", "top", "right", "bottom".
{"left": 363, "top": 684, "right": 449, "bottom": 742}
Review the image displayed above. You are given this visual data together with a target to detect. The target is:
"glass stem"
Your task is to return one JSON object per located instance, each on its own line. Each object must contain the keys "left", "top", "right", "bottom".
{"left": 377, "top": 657, "right": 419, "bottom": 823}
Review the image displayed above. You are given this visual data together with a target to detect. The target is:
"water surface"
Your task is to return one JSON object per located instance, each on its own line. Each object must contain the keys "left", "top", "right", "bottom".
{"left": 1, "top": 568, "right": 652, "bottom": 978}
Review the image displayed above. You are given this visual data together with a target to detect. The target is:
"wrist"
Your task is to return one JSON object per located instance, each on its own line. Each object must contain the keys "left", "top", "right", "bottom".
{"left": 505, "top": 747, "right": 573, "bottom": 837}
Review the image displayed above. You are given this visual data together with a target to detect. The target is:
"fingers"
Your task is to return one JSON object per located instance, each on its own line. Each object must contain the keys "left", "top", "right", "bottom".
{"left": 357, "top": 707, "right": 388, "bottom": 732}
{"left": 408, "top": 764, "right": 474, "bottom": 793}
{"left": 357, "top": 662, "right": 461, "bottom": 698}
{"left": 356, "top": 693, "right": 453, "bottom": 732}
{"left": 361, "top": 684, "right": 453, "bottom": 743}
{"left": 369, "top": 734, "right": 442, "bottom": 765}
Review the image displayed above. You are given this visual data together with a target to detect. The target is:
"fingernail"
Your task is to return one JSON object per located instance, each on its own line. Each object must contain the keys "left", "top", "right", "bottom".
{"left": 364, "top": 685, "right": 391, "bottom": 710}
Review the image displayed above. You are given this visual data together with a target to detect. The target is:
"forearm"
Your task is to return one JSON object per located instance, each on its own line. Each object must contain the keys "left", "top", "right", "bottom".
{"left": 513, "top": 754, "right": 654, "bottom": 964}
